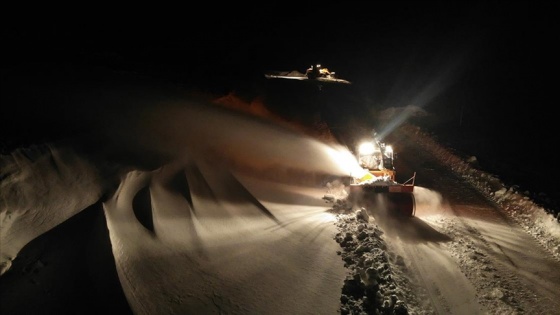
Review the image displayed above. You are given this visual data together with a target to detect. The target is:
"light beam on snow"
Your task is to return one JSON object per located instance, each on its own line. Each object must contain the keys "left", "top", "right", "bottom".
{"left": 111, "top": 100, "right": 353, "bottom": 180}
{"left": 104, "top": 161, "right": 345, "bottom": 314}
{"left": 324, "top": 145, "right": 366, "bottom": 179}
{"left": 1, "top": 96, "right": 349, "bottom": 313}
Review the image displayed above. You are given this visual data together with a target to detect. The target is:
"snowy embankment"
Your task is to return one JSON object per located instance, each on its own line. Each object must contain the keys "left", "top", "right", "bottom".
{"left": 401, "top": 124, "right": 560, "bottom": 259}
{"left": 0, "top": 144, "right": 105, "bottom": 275}
{"left": 321, "top": 122, "right": 560, "bottom": 315}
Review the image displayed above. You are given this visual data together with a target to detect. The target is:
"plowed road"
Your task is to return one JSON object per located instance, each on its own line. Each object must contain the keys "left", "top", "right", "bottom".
{"left": 378, "top": 127, "right": 560, "bottom": 314}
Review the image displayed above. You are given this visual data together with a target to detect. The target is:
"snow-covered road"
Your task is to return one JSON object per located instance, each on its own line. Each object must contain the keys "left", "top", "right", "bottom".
{"left": 2, "top": 97, "right": 559, "bottom": 315}
{"left": 369, "top": 127, "right": 560, "bottom": 314}
{"left": 102, "top": 164, "right": 347, "bottom": 315}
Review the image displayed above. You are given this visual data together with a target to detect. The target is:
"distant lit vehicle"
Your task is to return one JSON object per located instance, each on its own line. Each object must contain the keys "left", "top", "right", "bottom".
{"left": 264, "top": 64, "right": 351, "bottom": 85}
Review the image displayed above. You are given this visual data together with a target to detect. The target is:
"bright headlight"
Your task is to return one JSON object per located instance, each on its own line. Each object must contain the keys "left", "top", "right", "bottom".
{"left": 358, "top": 142, "right": 375, "bottom": 155}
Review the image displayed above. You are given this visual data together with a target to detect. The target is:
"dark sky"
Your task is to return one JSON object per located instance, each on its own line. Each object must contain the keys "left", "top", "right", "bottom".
{"left": 4, "top": 2, "right": 554, "bottom": 98}
{"left": 2, "top": 3, "right": 555, "bottom": 131}
{"left": 2, "top": 2, "right": 558, "bottom": 201}
{"left": 3, "top": 2, "right": 556, "bottom": 131}
{"left": 8, "top": 3, "right": 555, "bottom": 113}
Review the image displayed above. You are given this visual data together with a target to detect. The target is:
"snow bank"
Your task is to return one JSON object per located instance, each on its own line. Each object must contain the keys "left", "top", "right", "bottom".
{"left": 402, "top": 124, "right": 560, "bottom": 259}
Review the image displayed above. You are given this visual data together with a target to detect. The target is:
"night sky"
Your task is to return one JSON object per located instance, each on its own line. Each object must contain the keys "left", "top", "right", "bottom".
{"left": 2, "top": 2, "right": 558, "bottom": 205}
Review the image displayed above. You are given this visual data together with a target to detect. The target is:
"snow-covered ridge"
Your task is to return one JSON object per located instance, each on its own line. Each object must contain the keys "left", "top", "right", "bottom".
{"left": 0, "top": 144, "right": 104, "bottom": 275}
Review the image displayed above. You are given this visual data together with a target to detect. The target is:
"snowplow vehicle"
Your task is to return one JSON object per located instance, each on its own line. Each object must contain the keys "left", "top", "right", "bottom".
{"left": 348, "top": 137, "right": 416, "bottom": 217}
